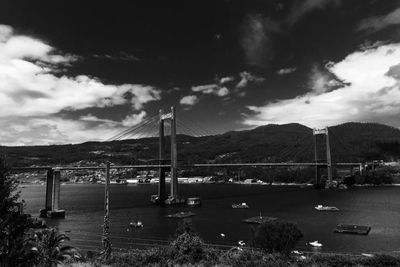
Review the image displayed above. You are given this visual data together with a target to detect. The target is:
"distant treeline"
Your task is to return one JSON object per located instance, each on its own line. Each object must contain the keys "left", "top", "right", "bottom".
{"left": 2, "top": 122, "right": 400, "bottom": 168}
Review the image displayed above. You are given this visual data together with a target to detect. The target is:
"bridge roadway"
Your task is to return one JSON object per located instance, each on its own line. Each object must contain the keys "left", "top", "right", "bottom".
{"left": 10, "top": 162, "right": 362, "bottom": 171}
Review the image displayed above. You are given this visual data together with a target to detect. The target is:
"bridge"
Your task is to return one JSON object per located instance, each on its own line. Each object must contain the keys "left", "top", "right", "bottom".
{"left": 9, "top": 106, "right": 363, "bottom": 217}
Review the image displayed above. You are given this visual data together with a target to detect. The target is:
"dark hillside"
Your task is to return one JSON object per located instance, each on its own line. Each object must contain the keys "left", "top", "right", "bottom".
{"left": 2, "top": 122, "right": 400, "bottom": 167}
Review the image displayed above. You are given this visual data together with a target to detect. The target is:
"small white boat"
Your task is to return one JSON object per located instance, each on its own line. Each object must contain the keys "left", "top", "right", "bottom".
{"left": 308, "top": 241, "right": 322, "bottom": 247}
{"left": 315, "top": 204, "right": 339, "bottom": 211}
{"left": 238, "top": 240, "right": 246, "bottom": 246}
{"left": 232, "top": 202, "right": 249, "bottom": 209}
{"left": 220, "top": 233, "right": 225, "bottom": 238}
{"left": 129, "top": 221, "right": 143, "bottom": 228}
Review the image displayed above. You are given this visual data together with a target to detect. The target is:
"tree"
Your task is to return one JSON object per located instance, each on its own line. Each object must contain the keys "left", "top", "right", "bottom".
{"left": 25, "top": 228, "right": 79, "bottom": 267}
{"left": 0, "top": 157, "right": 34, "bottom": 266}
{"left": 250, "top": 220, "right": 303, "bottom": 255}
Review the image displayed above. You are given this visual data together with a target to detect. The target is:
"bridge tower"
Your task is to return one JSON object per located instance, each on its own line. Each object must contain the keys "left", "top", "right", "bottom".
{"left": 313, "top": 127, "right": 333, "bottom": 188}
{"left": 152, "top": 106, "right": 183, "bottom": 205}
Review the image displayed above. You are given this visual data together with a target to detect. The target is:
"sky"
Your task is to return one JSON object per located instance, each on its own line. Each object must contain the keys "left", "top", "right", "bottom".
{"left": 1, "top": 0, "right": 400, "bottom": 145}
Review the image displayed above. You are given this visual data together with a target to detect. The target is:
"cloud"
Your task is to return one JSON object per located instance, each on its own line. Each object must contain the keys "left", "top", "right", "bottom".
{"left": 180, "top": 95, "right": 198, "bottom": 106}
{"left": 240, "top": 14, "right": 280, "bottom": 66}
{"left": 192, "top": 84, "right": 219, "bottom": 94}
{"left": 236, "top": 71, "right": 265, "bottom": 88}
{"left": 357, "top": 7, "right": 400, "bottom": 33}
{"left": 217, "top": 87, "right": 229, "bottom": 97}
{"left": 0, "top": 116, "right": 124, "bottom": 146}
{"left": 121, "top": 111, "right": 147, "bottom": 127}
{"left": 0, "top": 24, "right": 160, "bottom": 145}
{"left": 276, "top": 67, "right": 297, "bottom": 75}
{"left": 93, "top": 51, "right": 140, "bottom": 61}
{"left": 219, "top": 76, "right": 235, "bottom": 85}
{"left": 191, "top": 83, "right": 230, "bottom": 97}
{"left": 286, "top": 0, "right": 339, "bottom": 25}
{"left": 79, "top": 114, "right": 117, "bottom": 124}
{"left": 244, "top": 43, "right": 400, "bottom": 128}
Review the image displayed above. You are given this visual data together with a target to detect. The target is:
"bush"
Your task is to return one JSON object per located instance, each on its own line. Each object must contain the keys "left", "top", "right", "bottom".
{"left": 306, "top": 253, "right": 357, "bottom": 267}
{"left": 250, "top": 220, "right": 303, "bottom": 255}
{"left": 360, "top": 254, "right": 400, "bottom": 266}
{"left": 174, "top": 219, "right": 197, "bottom": 237}
{"left": 0, "top": 159, "right": 36, "bottom": 266}
{"left": 25, "top": 228, "right": 80, "bottom": 267}
{"left": 219, "top": 248, "right": 291, "bottom": 267}
{"left": 104, "top": 247, "right": 170, "bottom": 267}
{"left": 168, "top": 232, "right": 206, "bottom": 264}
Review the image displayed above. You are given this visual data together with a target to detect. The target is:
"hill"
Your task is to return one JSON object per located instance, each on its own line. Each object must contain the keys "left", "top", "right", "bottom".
{"left": 2, "top": 122, "right": 400, "bottom": 167}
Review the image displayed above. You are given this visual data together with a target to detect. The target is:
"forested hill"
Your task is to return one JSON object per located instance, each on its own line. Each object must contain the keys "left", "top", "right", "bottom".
{"left": 2, "top": 122, "right": 400, "bottom": 167}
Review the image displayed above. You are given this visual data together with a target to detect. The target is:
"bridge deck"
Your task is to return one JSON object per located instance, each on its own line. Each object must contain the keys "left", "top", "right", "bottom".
{"left": 10, "top": 162, "right": 361, "bottom": 171}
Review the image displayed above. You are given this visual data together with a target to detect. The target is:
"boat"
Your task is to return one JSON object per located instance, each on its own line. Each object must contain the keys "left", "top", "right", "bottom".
{"left": 166, "top": 211, "right": 196, "bottom": 219}
{"left": 129, "top": 220, "right": 143, "bottom": 228}
{"left": 186, "top": 197, "right": 202, "bottom": 207}
{"left": 242, "top": 213, "right": 277, "bottom": 224}
{"left": 334, "top": 224, "right": 371, "bottom": 235}
{"left": 232, "top": 202, "right": 249, "bottom": 209}
{"left": 315, "top": 205, "right": 339, "bottom": 211}
{"left": 308, "top": 241, "right": 322, "bottom": 247}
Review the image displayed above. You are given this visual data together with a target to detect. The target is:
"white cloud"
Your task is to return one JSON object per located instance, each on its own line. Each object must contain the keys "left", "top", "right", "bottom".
{"left": 276, "top": 67, "right": 297, "bottom": 75}
{"left": 286, "top": 0, "right": 339, "bottom": 25}
{"left": 219, "top": 76, "right": 235, "bottom": 84}
{"left": 192, "top": 84, "right": 219, "bottom": 94}
{"left": 217, "top": 87, "right": 229, "bottom": 97}
{"left": 93, "top": 51, "right": 140, "bottom": 61}
{"left": 121, "top": 111, "right": 147, "bottom": 127}
{"left": 240, "top": 14, "right": 280, "bottom": 66}
{"left": 0, "top": 24, "right": 160, "bottom": 145}
{"left": 191, "top": 83, "right": 230, "bottom": 97}
{"left": 236, "top": 71, "right": 265, "bottom": 88}
{"left": 180, "top": 95, "right": 198, "bottom": 106}
{"left": 244, "top": 43, "right": 400, "bottom": 128}
{"left": 357, "top": 8, "right": 400, "bottom": 33}
{"left": 79, "top": 114, "right": 117, "bottom": 124}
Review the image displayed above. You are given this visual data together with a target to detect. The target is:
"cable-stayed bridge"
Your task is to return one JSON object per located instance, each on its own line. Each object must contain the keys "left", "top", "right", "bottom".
{"left": 10, "top": 106, "right": 363, "bottom": 216}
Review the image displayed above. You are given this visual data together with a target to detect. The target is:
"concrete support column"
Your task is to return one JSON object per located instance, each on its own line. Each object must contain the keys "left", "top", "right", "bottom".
{"left": 45, "top": 169, "right": 54, "bottom": 211}
{"left": 170, "top": 106, "right": 178, "bottom": 199}
{"left": 158, "top": 109, "right": 166, "bottom": 201}
{"left": 313, "top": 133, "right": 320, "bottom": 186}
{"left": 41, "top": 168, "right": 65, "bottom": 218}
{"left": 52, "top": 169, "right": 61, "bottom": 210}
{"left": 325, "top": 127, "right": 332, "bottom": 184}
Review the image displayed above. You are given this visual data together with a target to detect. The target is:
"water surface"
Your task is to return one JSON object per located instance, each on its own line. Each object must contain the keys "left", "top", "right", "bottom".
{"left": 20, "top": 184, "right": 400, "bottom": 253}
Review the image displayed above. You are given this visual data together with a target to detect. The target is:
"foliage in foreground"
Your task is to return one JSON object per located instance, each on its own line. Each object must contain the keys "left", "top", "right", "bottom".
{"left": 250, "top": 220, "right": 303, "bottom": 255}
{"left": 70, "top": 220, "right": 400, "bottom": 267}
{"left": 1, "top": 159, "right": 79, "bottom": 266}
{"left": 73, "top": 246, "right": 400, "bottom": 267}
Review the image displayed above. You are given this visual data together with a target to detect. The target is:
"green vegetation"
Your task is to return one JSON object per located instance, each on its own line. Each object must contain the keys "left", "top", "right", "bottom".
{"left": 68, "top": 231, "right": 400, "bottom": 267}
{"left": 0, "top": 158, "right": 79, "bottom": 266}
{"left": 3, "top": 122, "right": 400, "bottom": 168}
{"left": 64, "top": 219, "right": 400, "bottom": 267}
{"left": 250, "top": 220, "right": 303, "bottom": 255}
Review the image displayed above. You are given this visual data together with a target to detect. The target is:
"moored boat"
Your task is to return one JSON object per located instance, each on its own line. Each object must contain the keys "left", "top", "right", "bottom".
{"left": 315, "top": 204, "right": 339, "bottom": 211}
{"left": 232, "top": 202, "right": 249, "bottom": 209}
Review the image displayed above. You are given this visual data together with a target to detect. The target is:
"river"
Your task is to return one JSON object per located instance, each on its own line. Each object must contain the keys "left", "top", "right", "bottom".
{"left": 20, "top": 183, "right": 400, "bottom": 254}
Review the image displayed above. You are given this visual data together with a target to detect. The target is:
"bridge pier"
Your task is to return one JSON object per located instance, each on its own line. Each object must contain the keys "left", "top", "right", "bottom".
{"left": 153, "top": 109, "right": 167, "bottom": 204}
{"left": 165, "top": 106, "right": 184, "bottom": 204}
{"left": 40, "top": 169, "right": 65, "bottom": 218}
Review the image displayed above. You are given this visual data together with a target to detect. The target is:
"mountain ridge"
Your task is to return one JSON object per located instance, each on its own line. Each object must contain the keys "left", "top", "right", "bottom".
{"left": 2, "top": 122, "right": 400, "bottom": 167}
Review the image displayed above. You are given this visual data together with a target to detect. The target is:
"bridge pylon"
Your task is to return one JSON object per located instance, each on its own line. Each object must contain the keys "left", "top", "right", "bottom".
{"left": 313, "top": 127, "right": 333, "bottom": 188}
{"left": 151, "top": 106, "right": 185, "bottom": 205}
